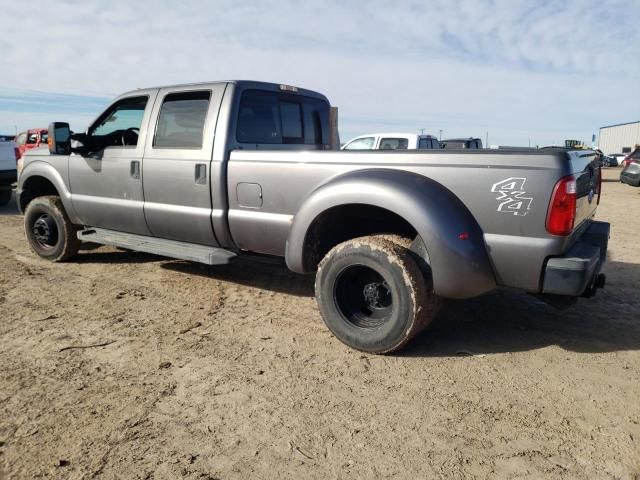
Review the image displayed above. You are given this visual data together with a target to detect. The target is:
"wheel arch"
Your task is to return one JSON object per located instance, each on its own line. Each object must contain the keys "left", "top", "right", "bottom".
{"left": 286, "top": 169, "right": 497, "bottom": 299}
{"left": 17, "top": 161, "right": 80, "bottom": 224}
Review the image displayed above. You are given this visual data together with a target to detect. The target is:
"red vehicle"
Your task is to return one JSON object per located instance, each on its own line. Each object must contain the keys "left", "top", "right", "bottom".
{"left": 14, "top": 128, "right": 48, "bottom": 159}
{"left": 621, "top": 147, "right": 640, "bottom": 168}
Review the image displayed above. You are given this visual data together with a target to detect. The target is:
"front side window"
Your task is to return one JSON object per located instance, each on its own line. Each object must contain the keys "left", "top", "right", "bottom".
{"left": 153, "top": 91, "right": 211, "bottom": 149}
{"left": 90, "top": 96, "right": 148, "bottom": 148}
{"left": 379, "top": 137, "right": 409, "bottom": 150}
{"left": 236, "top": 89, "right": 329, "bottom": 145}
{"left": 27, "top": 133, "right": 38, "bottom": 144}
{"left": 344, "top": 137, "right": 375, "bottom": 150}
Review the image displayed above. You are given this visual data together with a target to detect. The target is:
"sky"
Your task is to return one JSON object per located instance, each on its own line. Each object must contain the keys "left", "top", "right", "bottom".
{"left": 0, "top": 0, "right": 639, "bottom": 147}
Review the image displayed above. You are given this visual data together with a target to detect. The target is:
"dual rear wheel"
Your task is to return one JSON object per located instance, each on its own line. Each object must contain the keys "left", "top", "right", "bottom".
{"left": 315, "top": 235, "right": 437, "bottom": 354}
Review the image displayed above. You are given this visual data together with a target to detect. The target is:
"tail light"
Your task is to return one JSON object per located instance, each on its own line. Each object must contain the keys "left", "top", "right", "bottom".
{"left": 546, "top": 175, "right": 577, "bottom": 236}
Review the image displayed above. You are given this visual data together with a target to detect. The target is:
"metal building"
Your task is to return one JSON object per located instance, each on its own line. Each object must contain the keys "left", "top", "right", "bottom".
{"left": 598, "top": 121, "right": 640, "bottom": 155}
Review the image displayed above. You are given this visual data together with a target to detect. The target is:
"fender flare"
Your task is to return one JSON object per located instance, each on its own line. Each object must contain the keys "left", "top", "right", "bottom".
{"left": 17, "top": 160, "right": 81, "bottom": 224}
{"left": 286, "top": 169, "right": 496, "bottom": 299}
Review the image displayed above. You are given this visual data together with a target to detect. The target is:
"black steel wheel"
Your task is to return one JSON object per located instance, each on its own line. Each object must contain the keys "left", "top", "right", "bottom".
{"left": 315, "top": 235, "right": 436, "bottom": 354}
{"left": 24, "top": 196, "right": 80, "bottom": 261}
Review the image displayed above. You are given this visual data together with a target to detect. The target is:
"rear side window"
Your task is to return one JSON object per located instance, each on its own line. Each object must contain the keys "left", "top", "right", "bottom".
{"left": 379, "top": 138, "right": 409, "bottom": 150}
{"left": 236, "top": 90, "right": 329, "bottom": 145}
{"left": 154, "top": 91, "right": 211, "bottom": 149}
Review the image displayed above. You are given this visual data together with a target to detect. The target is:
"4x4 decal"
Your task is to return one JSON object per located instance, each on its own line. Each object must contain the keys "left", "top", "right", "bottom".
{"left": 491, "top": 177, "right": 533, "bottom": 216}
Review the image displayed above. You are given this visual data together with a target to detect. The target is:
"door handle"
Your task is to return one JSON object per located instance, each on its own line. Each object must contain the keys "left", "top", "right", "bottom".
{"left": 130, "top": 160, "right": 140, "bottom": 179}
{"left": 195, "top": 163, "right": 207, "bottom": 185}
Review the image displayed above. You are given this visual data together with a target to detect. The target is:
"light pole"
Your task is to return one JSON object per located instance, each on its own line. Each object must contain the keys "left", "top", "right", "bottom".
{"left": 439, "top": 129, "right": 442, "bottom": 141}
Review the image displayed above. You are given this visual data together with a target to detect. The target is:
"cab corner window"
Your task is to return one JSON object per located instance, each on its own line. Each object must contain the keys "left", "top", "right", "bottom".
{"left": 90, "top": 96, "right": 148, "bottom": 149}
{"left": 153, "top": 91, "right": 211, "bottom": 149}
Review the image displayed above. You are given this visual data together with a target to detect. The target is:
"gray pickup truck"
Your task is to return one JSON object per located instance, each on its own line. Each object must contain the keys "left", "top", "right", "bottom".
{"left": 17, "top": 80, "right": 609, "bottom": 353}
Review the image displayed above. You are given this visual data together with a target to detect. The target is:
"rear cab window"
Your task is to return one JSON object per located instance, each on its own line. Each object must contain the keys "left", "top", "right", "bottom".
{"left": 236, "top": 89, "right": 329, "bottom": 146}
{"left": 418, "top": 138, "right": 438, "bottom": 149}
{"left": 379, "top": 138, "right": 409, "bottom": 150}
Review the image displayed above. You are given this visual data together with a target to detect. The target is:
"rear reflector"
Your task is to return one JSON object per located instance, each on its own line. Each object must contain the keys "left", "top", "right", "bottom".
{"left": 546, "top": 175, "right": 577, "bottom": 236}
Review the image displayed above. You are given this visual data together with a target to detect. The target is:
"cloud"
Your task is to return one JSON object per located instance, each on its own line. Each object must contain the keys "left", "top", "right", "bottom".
{"left": 0, "top": 0, "right": 638, "bottom": 145}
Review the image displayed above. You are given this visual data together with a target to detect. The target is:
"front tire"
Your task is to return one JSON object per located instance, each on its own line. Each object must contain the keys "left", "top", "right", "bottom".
{"left": 24, "top": 196, "right": 80, "bottom": 261}
{"left": 315, "top": 235, "right": 436, "bottom": 354}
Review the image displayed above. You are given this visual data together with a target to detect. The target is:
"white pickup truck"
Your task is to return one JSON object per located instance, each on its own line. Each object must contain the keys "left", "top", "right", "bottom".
{"left": 0, "top": 141, "right": 18, "bottom": 206}
{"left": 342, "top": 132, "right": 440, "bottom": 150}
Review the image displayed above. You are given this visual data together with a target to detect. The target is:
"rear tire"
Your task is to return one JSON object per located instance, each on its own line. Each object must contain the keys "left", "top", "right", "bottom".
{"left": 24, "top": 196, "right": 80, "bottom": 262}
{"left": 315, "top": 235, "right": 436, "bottom": 354}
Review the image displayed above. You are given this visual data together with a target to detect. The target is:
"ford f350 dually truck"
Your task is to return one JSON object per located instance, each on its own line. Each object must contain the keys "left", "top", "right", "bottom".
{"left": 17, "top": 80, "right": 609, "bottom": 353}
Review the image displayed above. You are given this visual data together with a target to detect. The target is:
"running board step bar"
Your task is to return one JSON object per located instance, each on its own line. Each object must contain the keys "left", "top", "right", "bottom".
{"left": 77, "top": 228, "right": 237, "bottom": 265}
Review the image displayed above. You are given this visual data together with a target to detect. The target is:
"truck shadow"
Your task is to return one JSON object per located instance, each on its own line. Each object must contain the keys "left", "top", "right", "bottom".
{"left": 164, "top": 258, "right": 640, "bottom": 355}
{"left": 403, "top": 259, "right": 640, "bottom": 356}
{"left": 0, "top": 190, "right": 19, "bottom": 216}
{"left": 162, "top": 259, "right": 316, "bottom": 297}
{"left": 80, "top": 247, "right": 640, "bottom": 355}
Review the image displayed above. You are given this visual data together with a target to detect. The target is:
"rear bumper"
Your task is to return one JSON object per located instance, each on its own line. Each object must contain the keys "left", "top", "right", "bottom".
{"left": 541, "top": 221, "right": 609, "bottom": 297}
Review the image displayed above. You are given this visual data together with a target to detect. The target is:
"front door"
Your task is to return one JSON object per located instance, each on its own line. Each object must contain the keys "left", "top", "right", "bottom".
{"left": 69, "top": 91, "right": 158, "bottom": 234}
{"left": 142, "top": 85, "right": 225, "bottom": 246}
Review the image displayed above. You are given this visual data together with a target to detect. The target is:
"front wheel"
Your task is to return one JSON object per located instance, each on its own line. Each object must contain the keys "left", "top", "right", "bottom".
{"left": 315, "top": 235, "right": 436, "bottom": 354}
{"left": 24, "top": 196, "right": 80, "bottom": 261}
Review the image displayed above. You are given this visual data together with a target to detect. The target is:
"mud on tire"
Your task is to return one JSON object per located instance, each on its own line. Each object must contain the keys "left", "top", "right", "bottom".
{"left": 24, "top": 196, "right": 80, "bottom": 262}
{"left": 315, "top": 235, "right": 436, "bottom": 354}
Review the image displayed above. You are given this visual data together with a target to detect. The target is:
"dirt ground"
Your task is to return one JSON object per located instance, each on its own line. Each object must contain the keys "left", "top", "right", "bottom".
{"left": 0, "top": 167, "right": 639, "bottom": 479}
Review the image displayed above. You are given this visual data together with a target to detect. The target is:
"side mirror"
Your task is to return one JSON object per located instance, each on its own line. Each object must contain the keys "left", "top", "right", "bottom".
{"left": 48, "top": 122, "right": 71, "bottom": 155}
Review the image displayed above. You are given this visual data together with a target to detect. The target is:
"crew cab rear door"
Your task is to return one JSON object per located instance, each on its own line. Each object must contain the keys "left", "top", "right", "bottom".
{"left": 142, "top": 84, "right": 225, "bottom": 246}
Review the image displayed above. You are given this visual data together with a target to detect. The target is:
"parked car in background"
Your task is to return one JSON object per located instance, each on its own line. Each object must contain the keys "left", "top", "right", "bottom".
{"left": 342, "top": 133, "right": 440, "bottom": 150}
{"left": 15, "top": 128, "right": 48, "bottom": 159}
{"left": 440, "top": 137, "right": 483, "bottom": 149}
{"left": 0, "top": 140, "right": 18, "bottom": 206}
{"left": 610, "top": 154, "right": 627, "bottom": 166}
{"left": 620, "top": 154, "right": 640, "bottom": 187}
{"left": 593, "top": 149, "right": 615, "bottom": 167}
{"left": 621, "top": 148, "right": 640, "bottom": 169}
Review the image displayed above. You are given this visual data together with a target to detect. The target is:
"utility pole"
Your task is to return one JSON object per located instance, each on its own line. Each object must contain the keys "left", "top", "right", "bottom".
{"left": 485, "top": 131, "right": 488, "bottom": 147}
{"left": 439, "top": 129, "right": 443, "bottom": 141}
{"left": 420, "top": 128, "right": 425, "bottom": 135}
